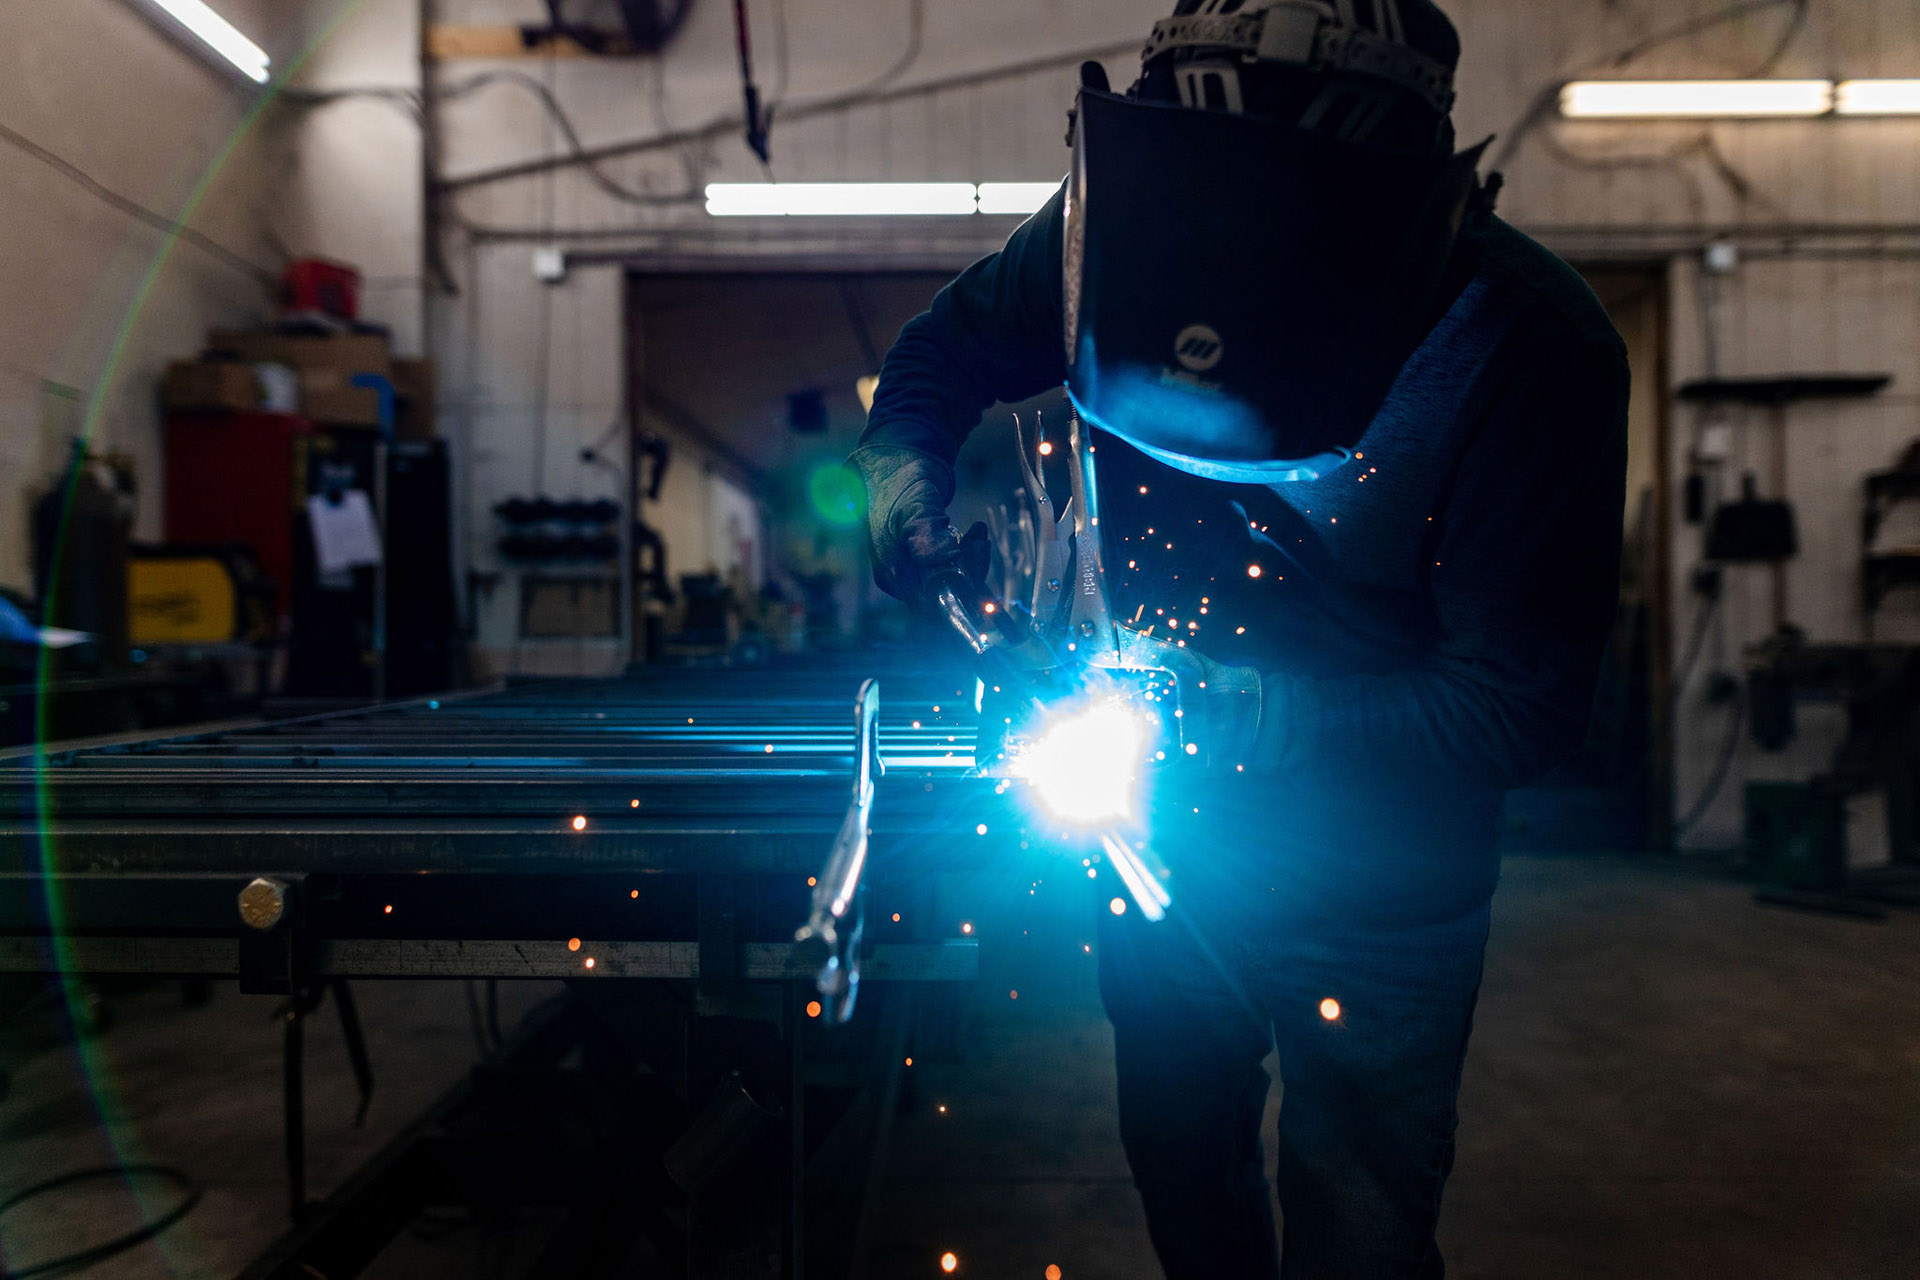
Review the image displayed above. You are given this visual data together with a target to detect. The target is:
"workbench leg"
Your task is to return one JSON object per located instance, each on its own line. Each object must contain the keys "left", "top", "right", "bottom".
{"left": 283, "top": 999, "right": 306, "bottom": 1219}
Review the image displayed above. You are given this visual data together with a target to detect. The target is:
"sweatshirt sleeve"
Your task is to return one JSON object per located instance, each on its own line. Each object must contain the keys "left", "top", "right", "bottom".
{"left": 1255, "top": 330, "right": 1631, "bottom": 790}
{"left": 858, "top": 183, "right": 1069, "bottom": 464}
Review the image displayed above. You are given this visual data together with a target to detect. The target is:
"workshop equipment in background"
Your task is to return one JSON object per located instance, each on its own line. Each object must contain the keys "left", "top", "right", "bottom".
{"left": 1860, "top": 439, "right": 1920, "bottom": 637}
{"left": 165, "top": 412, "right": 312, "bottom": 621}
{"left": 495, "top": 497, "right": 622, "bottom": 563}
{"left": 1742, "top": 635, "right": 1920, "bottom": 918}
{"left": 0, "top": 659, "right": 984, "bottom": 1279}
{"left": 128, "top": 544, "right": 276, "bottom": 647}
{"left": 279, "top": 258, "right": 361, "bottom": 324}
{"left": 162, "top": 359, "right": 262, "bottom": 414}
{"left": 1679, "top": 374, "right": 1891, "bottom": 631}
{"left": 31, "top": 442, "right": 135, "bottom": 671}
{"left": 384, "top": 440, "right": 456, "bottom": 697}
{"left": 205, "top": 329, "right": 395, "bottom": 430}
{"left": 1705, "top": 473, "right": 1797, "bottom": 563}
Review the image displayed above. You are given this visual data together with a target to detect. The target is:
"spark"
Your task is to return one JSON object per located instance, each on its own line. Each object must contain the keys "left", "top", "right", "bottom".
{"left": 976, "top": 823, "right": 989, "bottom": 835}
{"left": 572, "top": 815, "right": 587, "bottom": 831}
{"left": 568, "top": 937, "right": 581, "bottom": 951}
{"left": 687, "top": 717, "right": 694, "bottom": 723}
{"left": 912, "top": 721, "right": 921, "bottom": 728}
{"left": 905, "top": 1057, "right": 914, "bottom": 1066}
{"left": 1236, "top": 626, "right": 1246, "bottom": 635}
{"left": 584, "top": 956, "right": 595, "bottom": 969}
{"left": 1199, "top": 607, "right": 1208, "bottom": 614}
{"left": 1048, "top": 1268, "right": 1063, "bottom": 1280}
{"left": 1039, "top": 441, "right": 1054, "bottom": 455}
{"left": 938, "top": 1104, "right": 948, "bottom": 1113}
{"left": 630, "top": 799, "right": 640, "bottom": 808}
{"left": 933, "top": 705, "right": 941, "bottom": 712}
{"left": 983, "top": 601, "right": 996, "bottom": 613}
{"left": 1355, "top": 451, "right": 1364, "bottom": 459}
{"left": 1139, "top": 485, "right": 1149, "bottom": 494}
{"left": 1087, "top": 868, "right": 1096, "bottom": 878}
{"left": 807, "top": 1000, "right": 822, "bottom": 1018}
{"left": 765, "top": 744, "right": 774, "bottom": 753}
{"left": 941, "top": 1254, "right": 959, "bottom": 1274}
{"left": 1110, "top": 897, "right": 1127, "bottom": 916}
{"left": 1369, "top": 467, "right": 1377, "bottom": 473}
{"left": 630, "top": 889, "right": 640, "bottom": 898}
{"left": 1185, "top": 743, "right": 1199, "bottom": 755}
{"left": 1010, "top": 990, "right": 1018, "bottom": 999}
{"left": 893, "top": 912, "right": 902, "bottom": 922}
{"left": 1247, "top": 564, "right": 1262, "bottom": 578}
{"left": 1083, "top": 944, "right": 1091, "bottom": 953}
{"left": 808, "top": 876, "right": 817, "bottom": 886}
{"left": 961, "top": 921, "right": 974, "bottom": 935}
{"left": 382, "top": 904, "right": 392, "bottom": 914}
{"left": 1320, "top": 997, "right": 1341, "bottom": 1021}
{"left": 1128, "top": 560, "right": 1136, "bottom": 569}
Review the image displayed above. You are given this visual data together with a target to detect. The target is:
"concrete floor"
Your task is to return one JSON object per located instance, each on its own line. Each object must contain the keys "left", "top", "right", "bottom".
{"left": 2, "top": 855, "right": 1917, "bottom": 1278}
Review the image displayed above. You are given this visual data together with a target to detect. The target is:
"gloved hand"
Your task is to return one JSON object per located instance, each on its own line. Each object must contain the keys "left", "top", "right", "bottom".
{"left": 850, "top": 444, "right": 978, "bottom": 603}
{"left": 1188, "top": 648, "right": 1266, "bottom": 770}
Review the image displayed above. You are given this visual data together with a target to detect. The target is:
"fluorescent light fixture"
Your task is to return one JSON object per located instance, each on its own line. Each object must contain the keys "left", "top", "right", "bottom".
{"left": 977, "top": 182, "right": 1062, "bottom": 215}
{"left": 1560, "top": 79, "right": 1832, "bottom": 118}
{"left": 137, "top": 0, "right": 271, "bottom": 83}
{"left": 1836, "top": 79, "right": 1920, "bottom": 115}
{"left": 704, "top": 182, "right": 978, "bottom": 217}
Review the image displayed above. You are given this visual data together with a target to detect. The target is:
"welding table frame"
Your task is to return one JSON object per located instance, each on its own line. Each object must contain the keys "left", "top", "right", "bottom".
{"left": 0, "top": 663, "right": 1008, "bottom": 1279}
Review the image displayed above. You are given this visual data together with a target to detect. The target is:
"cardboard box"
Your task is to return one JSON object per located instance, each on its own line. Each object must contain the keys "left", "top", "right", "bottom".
{"left": 207, "top": 331, "right": 391, "bottom": 380}
{"left": 162, "top": 361, "right": 258, "bottom": 413}
{"left": 390, "top": 357, "right": 436, "bottom": 440}
{"left": 297, "top": 367, "right": 385, "bottom": 427}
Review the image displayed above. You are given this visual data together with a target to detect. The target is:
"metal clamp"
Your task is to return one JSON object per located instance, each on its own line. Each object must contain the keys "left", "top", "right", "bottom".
{"left": 792, "top": 679, "right": 882, "bottom": 1022}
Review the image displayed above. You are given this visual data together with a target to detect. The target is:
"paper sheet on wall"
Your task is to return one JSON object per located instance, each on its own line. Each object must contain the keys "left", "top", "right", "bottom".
{"left": 307, "top": 490, "right": 383, "bottom": 576}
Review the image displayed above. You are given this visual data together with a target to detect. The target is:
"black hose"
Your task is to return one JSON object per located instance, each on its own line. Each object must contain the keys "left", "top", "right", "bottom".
{"left": 0, "top": 1165, "right": 201, "bottom": 1280}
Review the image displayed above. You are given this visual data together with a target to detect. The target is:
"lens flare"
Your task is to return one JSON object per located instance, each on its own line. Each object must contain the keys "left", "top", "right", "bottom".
{"left": 1014, "top": 701, "right": 1149, "bottom": 826}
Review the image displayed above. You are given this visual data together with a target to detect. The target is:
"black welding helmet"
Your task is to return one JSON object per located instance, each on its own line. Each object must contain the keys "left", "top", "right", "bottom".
{"left": 1064, "top": 0, "right": 1485, "bottom": 483}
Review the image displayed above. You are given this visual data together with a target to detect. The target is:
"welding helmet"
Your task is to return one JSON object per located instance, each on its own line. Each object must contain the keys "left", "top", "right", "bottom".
{"left": 1064, "top": 0, "right": 1486, "bottom": 482}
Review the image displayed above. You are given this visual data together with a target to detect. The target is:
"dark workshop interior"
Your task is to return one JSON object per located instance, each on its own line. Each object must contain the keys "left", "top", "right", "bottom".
{"left": 3, "top": 2, "right": 1920, "bottom": 1278}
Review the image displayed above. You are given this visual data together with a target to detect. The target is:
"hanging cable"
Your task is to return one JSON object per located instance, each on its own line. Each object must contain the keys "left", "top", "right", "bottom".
{"left": 732, "top": 0, "right": 773, "bottom": 164}
{"left": 0, "top": 121, "right": 273, "bottom": 283}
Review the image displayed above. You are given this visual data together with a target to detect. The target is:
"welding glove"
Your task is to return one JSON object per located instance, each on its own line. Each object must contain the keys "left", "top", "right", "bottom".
{"left": 850, "top": 444, "right": 984, "bottom": 603}
{"left": 1189, "top": 649, "right": 1267, "bottom": 771}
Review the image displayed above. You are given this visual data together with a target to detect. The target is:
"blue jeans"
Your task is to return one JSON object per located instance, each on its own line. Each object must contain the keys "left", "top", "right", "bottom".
{"left": 1097, "top": 895, "right": 1492, "bottom": 1279}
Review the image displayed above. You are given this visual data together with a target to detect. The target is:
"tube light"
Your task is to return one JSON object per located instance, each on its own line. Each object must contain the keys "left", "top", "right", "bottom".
{"left": 138, "top": 0, "right": 271, "bottom": 83}
{"left": 1559, "top": 79, "right": 1832, "bottom": 119}
{"left": 704, "top": 182, "right": 979, "bottom": 217}
{"left": 977, "top": 182, "right": 1062, "bottom": 215}
{"left": 1836, "top": 80, "right": 1920, "bottom": 116}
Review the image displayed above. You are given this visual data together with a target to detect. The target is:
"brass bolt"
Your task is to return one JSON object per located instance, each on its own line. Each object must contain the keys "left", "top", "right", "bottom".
{"left": 238, "top": 877, "right": 288, "bottom": 931}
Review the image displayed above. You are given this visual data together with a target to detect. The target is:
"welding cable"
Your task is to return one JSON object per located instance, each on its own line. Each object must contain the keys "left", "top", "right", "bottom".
{"left": 1674, "top": 686, "right": 1746, "bottom": 844}
{"left": 0, "top": 1164, "right": 201, "bottom": 1280}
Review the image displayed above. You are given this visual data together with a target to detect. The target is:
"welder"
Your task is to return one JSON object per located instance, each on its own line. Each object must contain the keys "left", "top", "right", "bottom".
{"left": 852, "top": 1, "right": 1629, "bottom": 1276}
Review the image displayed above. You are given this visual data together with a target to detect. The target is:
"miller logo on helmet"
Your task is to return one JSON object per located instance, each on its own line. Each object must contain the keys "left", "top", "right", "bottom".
{"left": 1173, "top": 325, "right": 1225, "bottom": 372}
